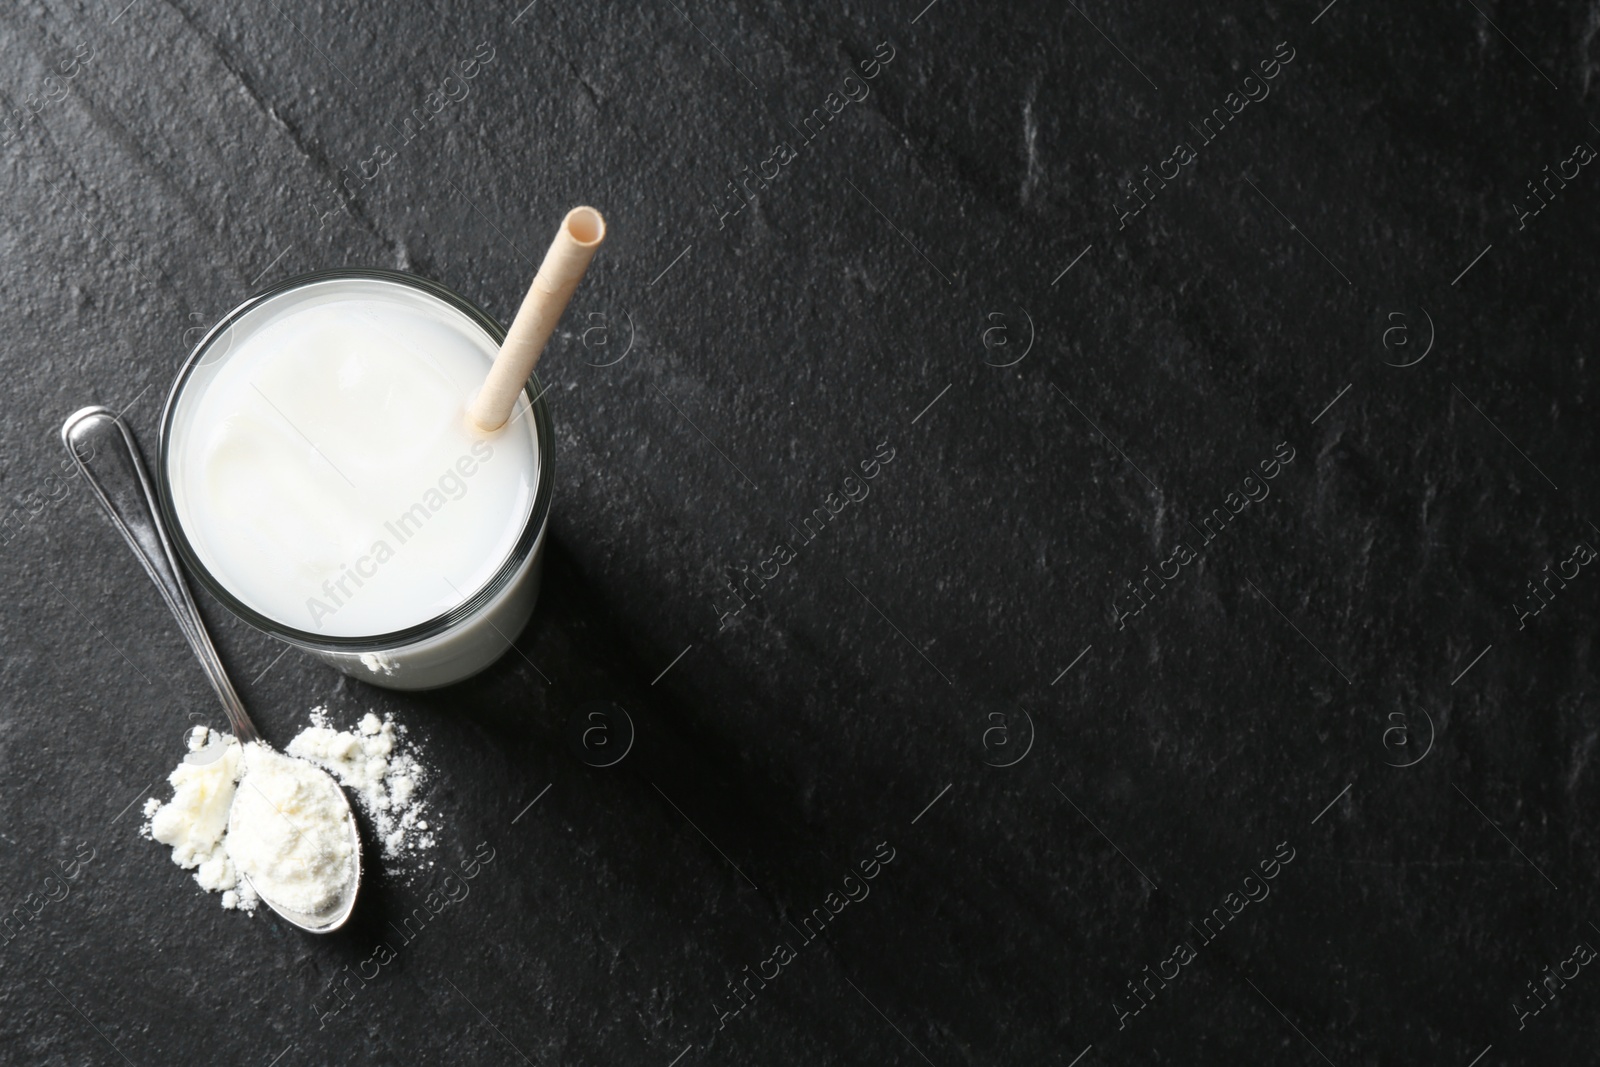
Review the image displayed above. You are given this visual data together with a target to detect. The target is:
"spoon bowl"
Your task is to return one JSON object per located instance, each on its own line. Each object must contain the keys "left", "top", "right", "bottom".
{"left": 62, "top": 405, "right": 362, "bottom": 933}
{"left": 229, "top": 783, "right": 361, "bottom": 934}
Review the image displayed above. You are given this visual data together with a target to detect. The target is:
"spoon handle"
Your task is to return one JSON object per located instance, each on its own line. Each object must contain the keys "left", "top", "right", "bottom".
{"left": 60, "top": 406, "right": 261, "bottom": 746}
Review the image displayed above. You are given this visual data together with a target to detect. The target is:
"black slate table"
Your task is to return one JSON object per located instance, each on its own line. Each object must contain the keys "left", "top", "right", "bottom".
{"left": 2, "top": 0, "right": 1597, "bottom": 1064}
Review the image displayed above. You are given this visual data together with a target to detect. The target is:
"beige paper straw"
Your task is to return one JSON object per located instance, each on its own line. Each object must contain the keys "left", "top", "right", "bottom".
{"left": 468, "top": 205, "right": 606, "bottom": 432}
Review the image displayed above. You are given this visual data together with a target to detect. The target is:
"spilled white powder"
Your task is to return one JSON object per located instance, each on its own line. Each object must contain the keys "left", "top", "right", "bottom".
{"left": 142, "top": 727, "right": 257, "bottom": 911}
{"left": 226, "top": 743, "right": 355, "bottom": 917}
{"left": 287, "top": 708, "right": 433, "bottom": 858}
{"left": 142, "top": 708, "right": 435, "bottom": 914}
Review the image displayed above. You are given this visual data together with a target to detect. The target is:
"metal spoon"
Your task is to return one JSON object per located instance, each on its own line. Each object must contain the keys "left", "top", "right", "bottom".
{"left": 61, "top": 405, "right": 361, "bottom": 933}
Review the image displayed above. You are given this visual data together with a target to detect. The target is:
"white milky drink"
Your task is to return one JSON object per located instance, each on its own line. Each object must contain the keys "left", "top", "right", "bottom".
{"left": 162, "top": 272, "right": 551, "bottom": 689}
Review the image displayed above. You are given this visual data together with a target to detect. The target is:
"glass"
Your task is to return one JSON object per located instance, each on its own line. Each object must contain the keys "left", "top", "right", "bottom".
{"left": 157, "top": 269, "right": 553, "bottom": 690}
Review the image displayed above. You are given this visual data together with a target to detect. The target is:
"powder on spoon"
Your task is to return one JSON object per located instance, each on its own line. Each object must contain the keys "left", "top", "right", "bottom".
{"left": 225, "top": 743, "right": 355, "bottom": 917}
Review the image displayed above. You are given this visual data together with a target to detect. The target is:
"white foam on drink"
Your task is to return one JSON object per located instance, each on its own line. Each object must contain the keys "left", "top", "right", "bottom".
{"left": 167, "top": 279, "right": 540, "bottom": 638}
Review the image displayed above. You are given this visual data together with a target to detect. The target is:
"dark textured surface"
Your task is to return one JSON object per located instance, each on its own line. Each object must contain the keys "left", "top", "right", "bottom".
{"left": 2, "top": 0, "right": 1599, "bottom": 1063}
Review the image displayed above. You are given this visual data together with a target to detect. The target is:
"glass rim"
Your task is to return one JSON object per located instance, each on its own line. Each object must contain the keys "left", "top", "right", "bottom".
{"left": 157, "top": 267, "right": 553, "bottom": 652}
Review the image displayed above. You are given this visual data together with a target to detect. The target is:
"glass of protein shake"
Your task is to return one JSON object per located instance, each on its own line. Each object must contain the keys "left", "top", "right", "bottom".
{"left": 159, "top": 269, "right": 553, "bottom": 690}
